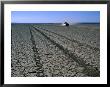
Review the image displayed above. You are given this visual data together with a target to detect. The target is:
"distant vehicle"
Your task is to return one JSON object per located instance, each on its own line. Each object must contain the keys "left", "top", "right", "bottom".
{"left": 62, "top": 22, "right": 69, "bottom": 26}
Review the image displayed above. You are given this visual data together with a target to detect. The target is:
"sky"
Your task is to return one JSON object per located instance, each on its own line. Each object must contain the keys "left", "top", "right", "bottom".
{"left": 11, "top": 11, "right": 100, "bottom": 24}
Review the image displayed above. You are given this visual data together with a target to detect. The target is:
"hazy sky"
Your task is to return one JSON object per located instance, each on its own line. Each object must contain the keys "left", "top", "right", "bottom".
{"left": 11, "top": 11, "right": 100, "bottom": 24}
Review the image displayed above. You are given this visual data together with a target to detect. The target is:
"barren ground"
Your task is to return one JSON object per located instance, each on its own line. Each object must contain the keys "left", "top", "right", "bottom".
{"left": 11, "top": 23, "right": 100, "bottom": 77}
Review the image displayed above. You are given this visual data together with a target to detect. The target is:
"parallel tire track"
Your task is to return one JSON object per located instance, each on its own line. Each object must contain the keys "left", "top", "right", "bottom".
{"left": 29, "top": 26, "right": 44, "bottom": 77}
{"left": 34, "top": 26, "right": 99, "bottom": 51}
{"left": 31, "top": 26, "right": 100, "bottom": 77}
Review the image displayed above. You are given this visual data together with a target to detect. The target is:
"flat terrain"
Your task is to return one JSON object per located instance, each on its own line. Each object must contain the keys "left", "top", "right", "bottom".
{"left": 11, "top": 23, "right": 100, "bottom": 77}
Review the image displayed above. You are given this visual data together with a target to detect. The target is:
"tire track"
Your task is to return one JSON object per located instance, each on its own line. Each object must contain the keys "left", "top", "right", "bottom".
{"left": 31, "top": 27, "right": 85, "bottom": 77}
{"left": 29, "top": 26, "right": 44, "bottom": 77}
{"left": 33, "top": 25, "right": 100, "bottom": 70}
{"left": 31, "top": 26, "right": 100, "bottom": 77}
{"left": 34, "top": 26, "right": 99, "bottom": 51}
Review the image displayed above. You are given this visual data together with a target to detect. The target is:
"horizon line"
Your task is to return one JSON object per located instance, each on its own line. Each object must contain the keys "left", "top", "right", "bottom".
{"left": 11, "top": 22, "right": 100, "bottom": 24}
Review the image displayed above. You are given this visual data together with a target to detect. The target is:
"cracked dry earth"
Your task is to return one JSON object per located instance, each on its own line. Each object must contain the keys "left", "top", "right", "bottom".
{"left": 11, "top": 24, "right": 100, "bottom": 77}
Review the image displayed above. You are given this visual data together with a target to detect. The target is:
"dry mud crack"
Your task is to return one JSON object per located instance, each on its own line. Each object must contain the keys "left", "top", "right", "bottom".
{"left": 32, "top": 26, "right": 99, "bottom": 77}
{"left": 11, "top": 24, "right": 100, "bottom": 77}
